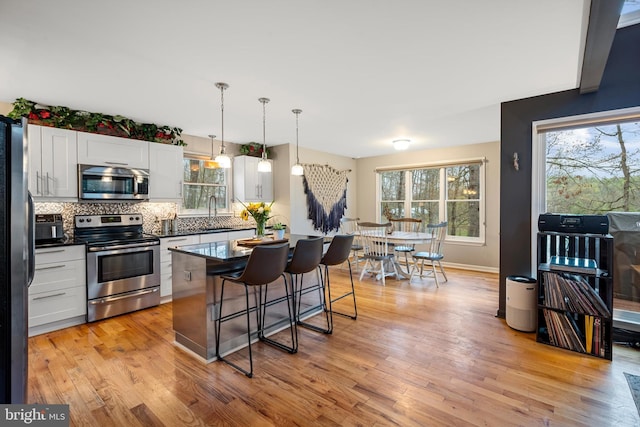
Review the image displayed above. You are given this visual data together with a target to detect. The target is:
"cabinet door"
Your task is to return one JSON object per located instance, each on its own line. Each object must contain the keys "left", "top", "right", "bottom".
{"left": 257, "top": 161, "right": 273, "bottom": 201}
{"left": 233, "top": 156, "right": 273, "bottom": 202}
{"left": 27, "top": 124, "right": 43, "bottom": 196}
{"left": 28, "top": 125, "right": 78, "bottom": 199}
{"left": 77, "top": 131, "right": 149, "bottom": 169}
{"left": 160, "top": 235, "right": 199, "bottom": 298}
{"left": 30, "top": 246, "right": 86, "bottom": 329}
{"left": 149, "top": 143, "right": 183, "bottom": 201}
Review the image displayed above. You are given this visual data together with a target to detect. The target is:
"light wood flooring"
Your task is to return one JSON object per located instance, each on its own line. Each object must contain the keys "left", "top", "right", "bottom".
{"left": 28, "top": 267, "right": 640, "bottom": 426}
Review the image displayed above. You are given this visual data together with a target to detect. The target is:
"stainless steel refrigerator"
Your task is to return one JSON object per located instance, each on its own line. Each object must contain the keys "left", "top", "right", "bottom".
{"left": 0, "top": 115, "right": 34, "bottom": 403}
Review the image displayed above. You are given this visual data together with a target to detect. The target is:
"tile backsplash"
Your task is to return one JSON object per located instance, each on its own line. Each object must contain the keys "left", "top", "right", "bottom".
{"left": 35, "top": 202, "right": 252, "bottom": 236}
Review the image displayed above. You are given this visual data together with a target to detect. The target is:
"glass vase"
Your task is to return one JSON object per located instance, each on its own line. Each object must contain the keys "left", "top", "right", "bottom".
{"left": 255, "top": 220, "right": 266, "bottom": 239}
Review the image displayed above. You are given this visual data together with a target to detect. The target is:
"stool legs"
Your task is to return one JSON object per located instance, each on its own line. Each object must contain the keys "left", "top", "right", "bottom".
{"left": 215, "top": 275, "right": 295, "bottom": 378}
{"left": 296, "top": 267, "right": 333, "bottom": 334}
{"left": 330, "top": 260, "right": 357, "bottom": 320}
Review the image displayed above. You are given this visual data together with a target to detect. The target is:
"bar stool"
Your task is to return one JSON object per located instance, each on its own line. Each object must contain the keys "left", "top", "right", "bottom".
{"left": 215, "top": 243, "right": 292, "bottom": 378}
{"left": 299, "top": 234, "right": 357, "bottom": 335}
{"left": 284, "top": 236, "right": 325, "bottom": 349}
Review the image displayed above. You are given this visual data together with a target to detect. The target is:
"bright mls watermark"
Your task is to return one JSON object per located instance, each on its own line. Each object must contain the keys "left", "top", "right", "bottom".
{"left": 1, "top": 405, "right": 69, "bottom": 426}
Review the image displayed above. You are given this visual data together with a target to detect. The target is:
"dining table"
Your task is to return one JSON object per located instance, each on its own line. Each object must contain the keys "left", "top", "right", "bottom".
{"left": 368, "top": 230, "right": 433, "bottom": 279}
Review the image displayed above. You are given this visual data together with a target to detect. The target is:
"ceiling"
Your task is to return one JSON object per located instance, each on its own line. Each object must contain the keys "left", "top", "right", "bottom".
{"left": 0, "top": 1, "right": 592, "bottom": 158}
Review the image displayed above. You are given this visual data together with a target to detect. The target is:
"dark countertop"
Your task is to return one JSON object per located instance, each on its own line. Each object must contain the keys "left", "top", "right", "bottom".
{"left": 152, "top": 226, "right": 256, "bottom": 239}
{"left": 35, "top": 238, "right": 84, "bottom": 249}
{"left": 169, "top": 234, "right": 329, "bottom": 264}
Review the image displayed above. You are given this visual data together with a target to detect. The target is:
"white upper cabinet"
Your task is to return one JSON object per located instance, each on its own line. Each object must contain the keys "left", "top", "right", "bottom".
{"left": 77, "top": 131, "right": 149, "bottom": 169}
{"left": 233, "top": 155, "right": 273, "bottom": 202}
{"left": 149, "top": 143, "right": 183, "bottom": 201}
{"left": 28, "top": 124, "right": 78, "bottom": 199}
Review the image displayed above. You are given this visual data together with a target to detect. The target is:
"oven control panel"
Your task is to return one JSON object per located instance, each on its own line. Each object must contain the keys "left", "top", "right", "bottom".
{"left": 75, "top": 214, "right": 143, "bottom": 228}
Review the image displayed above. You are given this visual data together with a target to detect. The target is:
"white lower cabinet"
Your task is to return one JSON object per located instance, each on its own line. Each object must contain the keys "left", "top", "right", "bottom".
{"left": 160, "top": 235, "right": 199, "bottom": 300}
{"left": 159, "top": 230, "right": 255, "bottom": 301}
{"left": 29, "top": 245, "right": 86, "bottom": 336}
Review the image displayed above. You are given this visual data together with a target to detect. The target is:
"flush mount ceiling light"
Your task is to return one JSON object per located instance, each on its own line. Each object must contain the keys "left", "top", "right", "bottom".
{"left": 257, "top": 97, "right": 272, "bottom": 173}
{"left": 213, "top": 82, "right": 231, "bottom": 168}
{"left": 393, "top": 139, "right": 410, "bottom": 150}
{"left": 291, "top": 108, "right": 304, "bottom": 176}
{"left": 204, "top": 134, "right": 218, "bottom": 169}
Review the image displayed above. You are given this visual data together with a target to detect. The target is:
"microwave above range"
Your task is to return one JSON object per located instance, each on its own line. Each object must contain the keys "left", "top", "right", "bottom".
{"left": 79, "top": 164, "right": 149, "bottom": 201}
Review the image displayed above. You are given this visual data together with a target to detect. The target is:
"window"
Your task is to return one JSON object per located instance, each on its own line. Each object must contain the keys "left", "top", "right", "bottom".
{"left": 181, "top": 158, "right": 229, "bottom": 214}
{"left": 377, "top": 160, "right": 485, "bottom": 243}
{"left": 533, "top": 108, "right": 640, "bottom": 216}
{"left": 544, "top": 122, "right": 640, "bottom": 214}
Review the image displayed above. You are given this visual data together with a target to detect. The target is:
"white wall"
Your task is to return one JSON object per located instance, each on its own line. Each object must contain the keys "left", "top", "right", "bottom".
{"left": 271, "top": 144, "right": 357, "bottom": 236}
{"left": 355, "top": 141, "right": 500, "bottom": 271}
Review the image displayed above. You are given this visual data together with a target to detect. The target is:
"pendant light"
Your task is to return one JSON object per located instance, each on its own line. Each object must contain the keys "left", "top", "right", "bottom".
{"left": 257, "top": 97, "right": 272, "bottom": 173}
{"left": 213, "top": 82, "right": 231, "bottom": 168}
{"left": 291, "top": 108, "right": 304, "bottom": 176}
{"left": 204, "top": 134, "right": 218, "bottom": 169}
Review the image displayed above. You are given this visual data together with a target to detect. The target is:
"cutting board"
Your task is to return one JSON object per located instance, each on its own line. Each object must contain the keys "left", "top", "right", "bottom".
{"left": 237, "top": 238, "right": 289, "bottom": 247}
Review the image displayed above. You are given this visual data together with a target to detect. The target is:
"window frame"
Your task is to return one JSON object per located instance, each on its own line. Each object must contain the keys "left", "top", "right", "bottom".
{"left": 376, "top": 158, "right": 486, "bottom": 244}
{"left": 179, "top": 155, "right": 231, "bottom": 216}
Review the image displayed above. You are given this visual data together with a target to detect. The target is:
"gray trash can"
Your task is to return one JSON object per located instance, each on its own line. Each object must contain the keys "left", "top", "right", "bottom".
{"left": 506, "top": 275, "right": 537, "bottom": 332}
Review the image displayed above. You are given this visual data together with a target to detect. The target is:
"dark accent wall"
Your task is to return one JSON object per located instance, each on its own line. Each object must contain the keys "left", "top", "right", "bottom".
{"left": 498, "top": 23, "right": 640, "bottom": 318}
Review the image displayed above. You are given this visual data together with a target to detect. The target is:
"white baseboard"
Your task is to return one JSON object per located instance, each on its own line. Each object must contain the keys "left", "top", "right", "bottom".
{"left": 440, "top": 262, "right": 499, "bottom": 274}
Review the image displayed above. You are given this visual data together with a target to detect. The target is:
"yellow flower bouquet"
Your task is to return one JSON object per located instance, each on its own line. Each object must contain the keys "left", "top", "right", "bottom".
{"left": 240, "top": 201, "right": 273, "bottom": 238}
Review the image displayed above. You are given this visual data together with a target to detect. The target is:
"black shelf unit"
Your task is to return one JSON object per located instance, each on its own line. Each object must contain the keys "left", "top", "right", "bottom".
{"left": 536, "top": 232, "right": 613, "bottom": 360}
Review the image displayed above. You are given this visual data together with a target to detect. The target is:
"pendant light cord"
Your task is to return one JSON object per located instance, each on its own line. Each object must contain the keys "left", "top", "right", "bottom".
{"left": 259, "top": 98, "right": 270, "bottom": 160}
{"left": 294, "top": 109, "right": 301, "bottom": 163}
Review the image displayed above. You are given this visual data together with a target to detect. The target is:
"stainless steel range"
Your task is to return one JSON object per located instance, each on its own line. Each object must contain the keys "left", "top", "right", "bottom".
{"left": 75, "top": 214, "right": 160, "bottom": 322}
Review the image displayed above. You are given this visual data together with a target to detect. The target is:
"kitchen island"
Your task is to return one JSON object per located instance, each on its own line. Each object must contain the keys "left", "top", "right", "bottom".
{"left": 169, "top": 234, "right": 328, "bottom": 362}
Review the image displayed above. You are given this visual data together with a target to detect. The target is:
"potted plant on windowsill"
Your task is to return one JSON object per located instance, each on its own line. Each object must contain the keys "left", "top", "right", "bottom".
{"left": 272, "top": 223, "right": 286, "bottom": 240}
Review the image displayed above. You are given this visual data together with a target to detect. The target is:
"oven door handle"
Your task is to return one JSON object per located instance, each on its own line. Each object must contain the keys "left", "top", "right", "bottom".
{"left": 88, "top": 240, "right": 160, "bottom": 252}
{"left": 88, "top": 287, "right": 159, "bottom": 305}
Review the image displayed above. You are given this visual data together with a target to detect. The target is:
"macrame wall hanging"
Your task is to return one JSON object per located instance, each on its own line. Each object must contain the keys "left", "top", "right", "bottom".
{"left": 302, "top": 163, "right": 350, "bottom": 233}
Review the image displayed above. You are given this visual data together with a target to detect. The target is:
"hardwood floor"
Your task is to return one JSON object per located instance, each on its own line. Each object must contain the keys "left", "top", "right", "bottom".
{"left": 28, "top": 268, "right": 640, "bottom": 426}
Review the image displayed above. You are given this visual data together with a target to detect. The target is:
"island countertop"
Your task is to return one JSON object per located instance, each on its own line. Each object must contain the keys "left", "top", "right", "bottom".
{"left": 168, "top": 234, "right": 330, "bottom": 264}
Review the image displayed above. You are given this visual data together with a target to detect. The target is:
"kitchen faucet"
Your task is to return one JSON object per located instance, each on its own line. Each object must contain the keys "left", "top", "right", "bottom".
{"left": 208, "top": 195, "right": 218, "bottom": 226}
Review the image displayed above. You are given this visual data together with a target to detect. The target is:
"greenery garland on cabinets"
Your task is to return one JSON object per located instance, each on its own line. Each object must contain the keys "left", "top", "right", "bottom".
{"left": 7, "top": 98, "right": 185, "bottom": 145}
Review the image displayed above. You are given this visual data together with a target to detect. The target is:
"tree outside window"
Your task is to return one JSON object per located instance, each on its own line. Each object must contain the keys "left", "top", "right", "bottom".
{"left": 182, "top": 159, "right": 228, "bottom": 212}
{"left": 378, "top": 162, "right": 484, "bottom": 242}
{"left": 446, "top": 165, "right": 480, "bottom": 238}
{"left": 545, "top": 121, "right": 640, "bottom": 214}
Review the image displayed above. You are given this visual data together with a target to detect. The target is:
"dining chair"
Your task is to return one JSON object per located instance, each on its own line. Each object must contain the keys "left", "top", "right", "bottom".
{"left": 410, "top": 221, "right": 448, "bottom": 287}
{"left": 357, "top": 221, "right": 398, "bottom": 286}
{"left": 215, "top": 243, "right": 292, "bottom": 378}
{"left": 340, "top": 217, "right": 363, "bottom": 272}
{"left": 389, "top": 217, "right": 422, "bottom": 272}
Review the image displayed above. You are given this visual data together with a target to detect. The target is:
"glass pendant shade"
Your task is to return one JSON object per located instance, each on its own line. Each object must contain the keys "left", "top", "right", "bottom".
{"left": 291, "top": 163, "right": 304, "bottom": 175}
{"left": 204, "top": 134, "right": 218, "bottom": 169}
{"left": 257, "top": 153, "right": 272, "bottom": 172}
{"left": 214, "top": 152, "right": 231, "bottom": 168}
